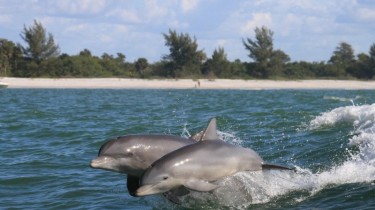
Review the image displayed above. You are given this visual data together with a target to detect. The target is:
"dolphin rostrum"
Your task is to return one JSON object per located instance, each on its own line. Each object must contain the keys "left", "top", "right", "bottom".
{"left": 136, "top": 122, "right": 291, "bottom": 196}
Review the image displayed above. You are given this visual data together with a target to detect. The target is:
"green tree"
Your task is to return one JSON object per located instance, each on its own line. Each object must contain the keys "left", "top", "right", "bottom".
{"left": 329, "top": 42, "right": 355, "bottom": 77}
{"left": 100, "top": 53, "right": 124, "bottom": 76}
{"left": 243, "top": 26, "right": 272, "bottom": 78}
{"left": 116, "top": 53, "right": 126, "bottom": 65}
{"left": 370, "top": 43, "right": 375, "bottom": 64}
{"left": 79, "top": 49, "right": 92, "bottom": 57}
{"left": 135, "top": 58, "right": 149, "bottom": 76}
{"left": 162, "top": 29, "right": 206, "bottom": 77}
{"left": 203, "top": 47, "right": 230, "bottom": 78}
{"left": 270, "top": 49, "right": 290, "bottom": 77}
{"left": 0, "top": 39, "right": 22, "bottom": 76}
{"left": 229, "top": 59, "right": 247, "bottom": 78}
{"left": 348, "top": 53, "right": 371, "bottom": 79}
{"left": 20, "top": 20, "right": 60, "bottom": 64}
{"left": 243, "top": 26, "right": 289, "bottom": 78}
{"left": 368, "top": 43, "right": 375, "bottom": 78}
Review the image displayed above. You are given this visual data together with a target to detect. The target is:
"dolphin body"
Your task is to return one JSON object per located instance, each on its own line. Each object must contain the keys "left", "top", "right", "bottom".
{"left": 90, "top": 135, "right": 197, "bottom": 175}
{"left": 90, "top": 118, "right": 219, "bottom": 196}
{"left": 90, "top": 134, "right": 197, "bottom": 196}
{"left": 136, "top": 120, "right": 291, "bottom": 197}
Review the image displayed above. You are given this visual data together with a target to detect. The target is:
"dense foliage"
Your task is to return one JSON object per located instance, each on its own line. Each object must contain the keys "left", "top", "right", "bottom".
{"left": 1, "top": 20, "right": 375, "bottom": 79}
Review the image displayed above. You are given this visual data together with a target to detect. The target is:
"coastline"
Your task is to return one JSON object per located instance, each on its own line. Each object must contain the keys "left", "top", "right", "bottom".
{"left": 2, "top": 77, "right": 375, "bottom": 90}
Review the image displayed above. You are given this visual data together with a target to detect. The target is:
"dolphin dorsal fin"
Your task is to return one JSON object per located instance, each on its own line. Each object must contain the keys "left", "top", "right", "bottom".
{"left": 200, "top": 118, "right": 219, "bottom": 141}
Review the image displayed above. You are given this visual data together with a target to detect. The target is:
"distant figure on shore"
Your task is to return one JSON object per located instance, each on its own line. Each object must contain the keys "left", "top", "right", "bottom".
{"left": 195, "top": 80, "right": 200, "bottom": 88}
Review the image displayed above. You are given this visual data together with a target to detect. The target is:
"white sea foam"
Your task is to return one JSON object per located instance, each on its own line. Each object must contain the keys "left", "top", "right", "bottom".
{"left": 306, "top": 103, "right": 375, "bottom": 193}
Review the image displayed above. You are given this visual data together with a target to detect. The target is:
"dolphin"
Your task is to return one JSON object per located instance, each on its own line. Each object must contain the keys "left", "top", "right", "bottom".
{"left": 90, "top": 134, "right": 196, "bottom": 195}
{"left": 90, "top": 135, "right": 197, "bottom": 175}
{"left": 90, "top": 118, "right": 219, "bottom": 196}
{"left": 136, "top": 126, "right": 291, "bottom": 196}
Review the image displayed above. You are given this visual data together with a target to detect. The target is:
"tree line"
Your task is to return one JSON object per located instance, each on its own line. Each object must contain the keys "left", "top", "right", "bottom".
{"left": 1, "top": 20, "right": 375, "bottom": 79}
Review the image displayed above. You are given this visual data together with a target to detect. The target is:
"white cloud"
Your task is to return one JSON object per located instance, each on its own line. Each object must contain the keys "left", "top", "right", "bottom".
{"left": 216, "top": 39, "right": 227, "bottom": 48}
{"left": 99, "top": 34, "right": 112, "bottom": 43}
{"left": 64, "top": 23, "right": 90, "bottom": 33}
{"left": 145, "top": 0, "right": 168, "bottom": 19}
{"left": 280, "top": 13, "right": 302, "bottom": 36}
{"left": 55, "top": 0, "right": 106, "bottom": 14}
{"left": 167, "top": 18, "right": 189, "bottom": 29}
{"left": 0, "top": 14, "right": 12, "bottom": 24}
{"left": 181, "top": 0, "right": 199, "bottom": 13}
{"left": 106, "top": 9, "right": 141, "bottom": 24}
{"left": 356, "top": 8, "right": 375, "bottom": 21}
{"left": 241, "top": 13, "right": 272, "bottom": 35}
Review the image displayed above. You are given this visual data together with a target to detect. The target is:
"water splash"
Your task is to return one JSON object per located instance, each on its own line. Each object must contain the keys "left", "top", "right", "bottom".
{"left": 168, "top": 104, "right": 375, "bottom": 209}
{"left": 180, "top": 123, "right": 192, "bottom": 139}
{"left": 323, "top": 95, "right": 363, "bottom": 105}
{"left": 180, "top": 124, "right": 243, "bottom": 145}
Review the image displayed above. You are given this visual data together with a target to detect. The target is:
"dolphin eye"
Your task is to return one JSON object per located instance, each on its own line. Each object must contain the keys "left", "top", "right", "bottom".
{"left": 163, "top": 176, "right": 168, "bottom": 180}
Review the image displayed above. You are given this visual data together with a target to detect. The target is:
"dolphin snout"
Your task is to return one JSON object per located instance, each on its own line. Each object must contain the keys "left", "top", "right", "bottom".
{"left": 90, "top": 156, "right": 108, "bottom": 169}
{"left": 90, "top": 158, "right": 100, "bottom": 168}
{"left": 135, "top": 184, "right": 158, "bottom": 196}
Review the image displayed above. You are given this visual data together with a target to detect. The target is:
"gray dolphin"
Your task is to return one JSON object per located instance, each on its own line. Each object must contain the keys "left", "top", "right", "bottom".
{"left": 90, "top": 118, "right": 219, "bottom": 196}
{"left": 90, "top": 134, "right": 196, "bottom": 196}
{"left": 90, "top": 134, "right": 197, "bottom": 175}
{"left": 136, "top": 125, "right": 291, "bottom": 196}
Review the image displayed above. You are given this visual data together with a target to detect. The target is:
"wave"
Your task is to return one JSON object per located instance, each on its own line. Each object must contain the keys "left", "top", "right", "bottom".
{"left": 309, "top": 103, "right": 375, "bottom": 181}
{"left": 161, "top": 104, "right": 375, "bottom": 209}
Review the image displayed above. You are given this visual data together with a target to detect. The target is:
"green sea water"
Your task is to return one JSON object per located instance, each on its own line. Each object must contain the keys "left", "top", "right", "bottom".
{"left": 1, "top": 88, "right": 375, "bottom": 209}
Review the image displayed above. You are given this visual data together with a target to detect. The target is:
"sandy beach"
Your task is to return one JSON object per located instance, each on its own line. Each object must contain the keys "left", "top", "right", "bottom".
{"left": 1, "top": 77, "right": 375, "bottom": 90}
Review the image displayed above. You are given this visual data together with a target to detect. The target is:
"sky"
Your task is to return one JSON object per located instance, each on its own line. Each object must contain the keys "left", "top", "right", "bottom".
{"left": 1, "top": 0, "right": 374, "bottom": 63}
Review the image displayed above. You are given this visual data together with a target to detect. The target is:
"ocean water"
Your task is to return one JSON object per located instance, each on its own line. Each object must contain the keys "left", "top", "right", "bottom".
{"left": 1, "top": 88, "right": 375, "bottom": 209}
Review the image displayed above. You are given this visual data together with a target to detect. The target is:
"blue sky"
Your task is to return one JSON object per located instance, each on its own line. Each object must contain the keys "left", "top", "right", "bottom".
{"left": 1, "top": 0, "right": 374, "bottom": 62}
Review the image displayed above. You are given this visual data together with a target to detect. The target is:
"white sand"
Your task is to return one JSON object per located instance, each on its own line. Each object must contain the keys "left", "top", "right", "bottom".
{"left": 1, "top": 77, "right": 375, "bottom": 90}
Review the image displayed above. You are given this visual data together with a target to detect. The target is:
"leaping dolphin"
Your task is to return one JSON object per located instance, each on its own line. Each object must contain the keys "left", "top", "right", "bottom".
{"left": 90, "top": 134, "right": 196, "bottom": 196}
{"left": 136, "top": 120, "right": 291, "bottom": 196}
{"left": 90, "top": 135, "right": 197, "bottom": 176}
{"left": 90, "top": 118, "right": 219, "bottom": 196}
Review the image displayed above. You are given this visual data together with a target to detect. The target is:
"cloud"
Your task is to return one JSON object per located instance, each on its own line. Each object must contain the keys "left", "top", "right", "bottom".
{"left": 0, "top": 14, "right": 12, "bottom": 24}
{"left": 145, "top": 0, "right": 168, "bottom": 19}
{"left": 106, "top": 8, "right": 141, "bottom": 24}
{"left": 241, "top": 13, "right": 272, "bottom": 35}
{"left": 54, "top": 0, "right": 107, "bottom": 14}
{"left": 356, "top": 8, "right": 375, "bottom": 21}
{"left": 181, "top": 0, "right": 199, "bottom": 13}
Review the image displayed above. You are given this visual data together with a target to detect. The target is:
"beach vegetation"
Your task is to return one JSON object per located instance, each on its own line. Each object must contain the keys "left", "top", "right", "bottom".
{"left": 161, "top": 29, "right": 206, "bottom": 78}
{"left": 0, "top": 39, "right": 22, "bottom": 76}
{"left": 202, "top": 47, "right": 231, "bottom": 78}
{"left": 20, "top": 20, "right": 60, "bottom": 64}
{"left": 135, "top": 58, "right": 149, "bottom": 76}
{"left": 242, "top": 26, "right": 290, "bottom": 78}
{"left": 1, "top": 20, "right": 375, "bottom": 80}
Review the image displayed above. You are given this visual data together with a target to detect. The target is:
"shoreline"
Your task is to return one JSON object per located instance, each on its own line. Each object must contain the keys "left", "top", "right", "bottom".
{"left": 1, "top": 77, "right": 375, "bottom": 90}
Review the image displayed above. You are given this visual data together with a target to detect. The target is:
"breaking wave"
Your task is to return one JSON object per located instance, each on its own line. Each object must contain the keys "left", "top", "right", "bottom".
{"left": 157, "top": 103, "right": 375, "bottom": 209}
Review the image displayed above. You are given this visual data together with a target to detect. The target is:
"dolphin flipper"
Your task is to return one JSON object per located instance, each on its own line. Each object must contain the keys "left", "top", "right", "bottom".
{"left": 127, "top": 175, "right": 140, "bottom": 197}
{"left": 200, "top": 118, "right": 219, "bottom": 141}
{"left": 184, "top": 179, "right": 219, "bottom": 192}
